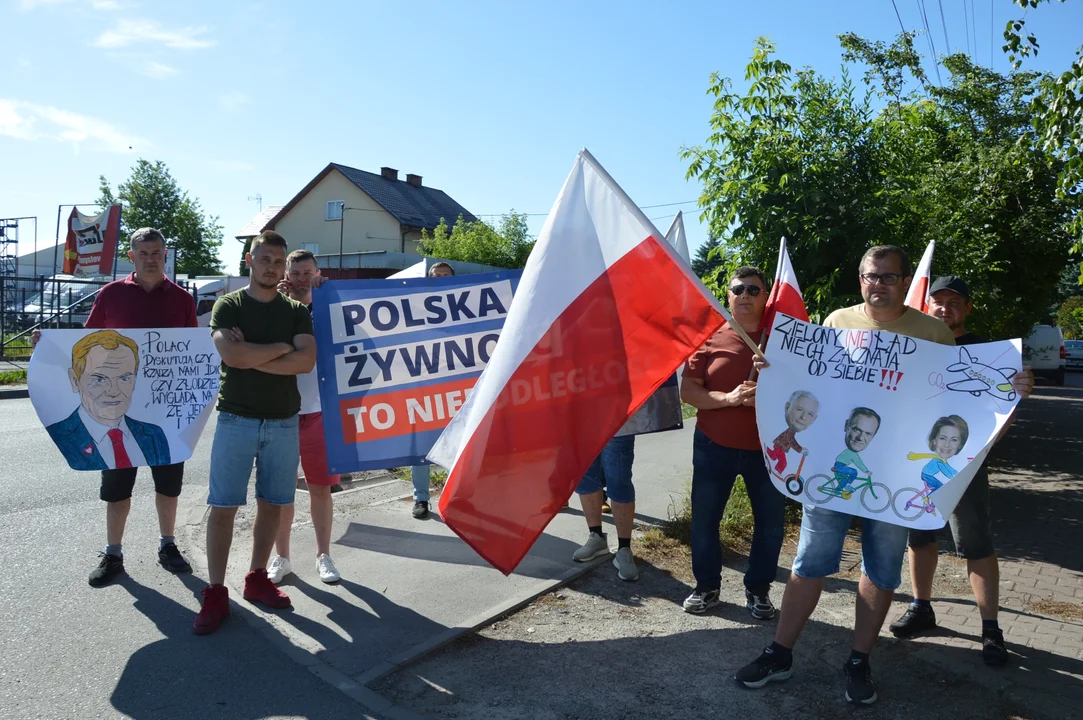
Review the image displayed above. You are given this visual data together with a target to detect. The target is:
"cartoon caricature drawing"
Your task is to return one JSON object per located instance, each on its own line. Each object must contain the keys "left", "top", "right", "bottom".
{"left": 45, "top": 329, "right": 170, "bottom": 471}
{"left": 945, "top": 347, "right": 1017, "bottom": 402}
{"left": 896, "top": 415, "right": 969, "bottom": 517}
{"left": 765, "top": 390, "right": 819, "bottom": 473}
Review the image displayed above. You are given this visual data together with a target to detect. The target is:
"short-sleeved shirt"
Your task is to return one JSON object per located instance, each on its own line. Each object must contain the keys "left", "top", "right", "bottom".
{"left": 85, "top": 273, "right": 197, "bottom": 330}
{"left": 296, "top": 304, "right": 322, "bottom": 415}
{"left": 822, "top": 304, "right": 955, "bottom": 346}
{"left": 210, "top": 289, "right": 314, "bottom": 419}
{"left": 683, "top": 325, "right": 763, "bottom": 451}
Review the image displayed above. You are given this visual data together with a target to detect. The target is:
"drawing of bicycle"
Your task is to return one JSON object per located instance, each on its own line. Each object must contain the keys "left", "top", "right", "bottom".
{"left": 766, "top": 449, "right": 810, "bottom": 497}
{"left": 804, "top": 470, "right": 891, "bottom": 513}
{"left": 892, "top": 482, "right": 939, "bottom": 521}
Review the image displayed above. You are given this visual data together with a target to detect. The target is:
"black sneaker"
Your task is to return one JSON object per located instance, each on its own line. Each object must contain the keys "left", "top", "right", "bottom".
{"left": 735, "top": 647, "right": 793, "bottom": 689}
{"left": 158, "top": 543, "right": 192, "bottom": 573}
{"left": 412, "top": 501, "right": 430, "bottom": 519}
{"left": 982, "top": 628, "right": 1009, "bottom": 666}
{"left": 889, "top": 603, "right": 936, "bottom": 638}
{"left": 745, "top": 588, "right": 776, "bottom": 620}
{"left": 88, "top": 553, "right": 125, "bottom": 587}
{"left": 844, "top": 659, "right": 877, "bottom": 705}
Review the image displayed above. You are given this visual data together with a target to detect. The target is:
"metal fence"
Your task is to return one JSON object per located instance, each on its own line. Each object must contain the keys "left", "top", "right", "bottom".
{"left": 0, "top": 275, "right": 194, "bottom": 359}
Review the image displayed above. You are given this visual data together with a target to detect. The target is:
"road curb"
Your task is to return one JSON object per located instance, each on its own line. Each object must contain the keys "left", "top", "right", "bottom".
{"left": 354, "top": 554, "right": 610, "bottom": 687}
{"left": 0, "top": 386, "right": 29, "bottom": 400}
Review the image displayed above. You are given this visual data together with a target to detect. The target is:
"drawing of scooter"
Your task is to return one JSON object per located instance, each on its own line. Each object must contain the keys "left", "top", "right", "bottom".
{"left": 944, "top": 347, "right": 1018, "bottom": 402}
{"left": 766, "top": 448, "right": 810, "bottom": 497}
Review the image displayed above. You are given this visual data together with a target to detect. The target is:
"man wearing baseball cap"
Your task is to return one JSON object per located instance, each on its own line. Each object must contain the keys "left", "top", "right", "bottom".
{"left": 889, "top": 274, "right": 1034, "bottom": 666}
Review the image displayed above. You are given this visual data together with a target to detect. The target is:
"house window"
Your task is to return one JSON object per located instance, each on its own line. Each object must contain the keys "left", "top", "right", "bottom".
{"left": 301, "top": 243, "right": 319, "bottom": 255}
{"left": 326, "top": 200, "right": 343, "bottom": 221}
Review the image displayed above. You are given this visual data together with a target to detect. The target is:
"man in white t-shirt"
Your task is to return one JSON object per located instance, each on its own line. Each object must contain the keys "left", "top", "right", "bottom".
{"left": 267, "top": 250, "right": 341, "bottom": 584}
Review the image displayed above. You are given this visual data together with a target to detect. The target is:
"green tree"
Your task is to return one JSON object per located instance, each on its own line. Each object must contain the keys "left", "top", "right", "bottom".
{"left": 1057, "top": 296, "right": 1083, "bottom": 338}
{"left": 418, "top": 212, "right": 534, "bottom": 269}
{"left": 683, "top": 34, "right": 1079, "bottom": 338}
{"left": 691, "top": 235, "right": 723, "bottom": 280}
{"left": 97, "top": 159, "right": 224, "bottom": 275}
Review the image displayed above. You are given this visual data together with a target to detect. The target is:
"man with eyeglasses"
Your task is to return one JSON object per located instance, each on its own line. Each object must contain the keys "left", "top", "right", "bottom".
{"left": 679, "top": 266, "right": 787, "bottom": 619}
{"left": 736, "top": 246, "right": 954, "bottom": 706}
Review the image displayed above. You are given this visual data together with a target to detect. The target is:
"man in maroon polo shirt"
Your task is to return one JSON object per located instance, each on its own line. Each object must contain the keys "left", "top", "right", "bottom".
{"left": 35, "top": 227, "right": 197, "bottom": 586}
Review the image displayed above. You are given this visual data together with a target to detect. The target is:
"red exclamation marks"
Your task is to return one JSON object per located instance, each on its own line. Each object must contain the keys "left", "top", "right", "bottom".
{"left": 880, "top": 369, "right": 889, "bottom": 388}
{"left": 893, "top": 371, "right": 903, "bottom": 391}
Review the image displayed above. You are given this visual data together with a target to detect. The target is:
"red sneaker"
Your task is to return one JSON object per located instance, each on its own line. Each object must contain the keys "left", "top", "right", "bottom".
{"left": 194, "top": 584, "right": 230, "bottom": 635}
{"left": 243, "top": 569, "right": 292, "bottom": 609}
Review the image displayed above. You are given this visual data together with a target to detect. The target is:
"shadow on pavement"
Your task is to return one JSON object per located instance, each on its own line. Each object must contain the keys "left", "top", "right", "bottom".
{"left": 336, "top": 519, "right": 582, "bottom": 579}
{"left": 110, "top": 574, "right": 363, "bottom": 720}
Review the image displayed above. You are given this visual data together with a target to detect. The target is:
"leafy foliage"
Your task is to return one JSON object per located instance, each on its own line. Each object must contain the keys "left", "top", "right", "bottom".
{"left": 97, "top": 160, "right": 224, "bottom": 276}
{"left": 682, "top": 34, "right": 1079, "bottom": 338}
{"left": 1058, "top": 296, "right": 1083, "bottom": 339}
{"left": 418, "top": 212, "right": 534, "bottom": 269}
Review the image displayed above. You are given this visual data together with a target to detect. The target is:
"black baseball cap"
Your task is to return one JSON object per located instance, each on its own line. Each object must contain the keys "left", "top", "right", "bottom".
{"left": 929, "top": 275, "right": 971, "bottom": 299}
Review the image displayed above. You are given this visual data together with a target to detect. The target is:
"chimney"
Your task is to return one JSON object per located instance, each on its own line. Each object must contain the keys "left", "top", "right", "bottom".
{"left": 380, "top": 167, "right": 398, "bottom": 181}
{"left": 406, "top": 173, "right": 422, "bottom": 187}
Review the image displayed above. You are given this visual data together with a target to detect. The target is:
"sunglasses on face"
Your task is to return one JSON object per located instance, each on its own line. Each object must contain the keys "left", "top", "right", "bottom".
{"left": 729, "top": 284, "right": 762, "bottom": 297}
{"left": 860, "top": 273, "right": 903, "bottom": 286}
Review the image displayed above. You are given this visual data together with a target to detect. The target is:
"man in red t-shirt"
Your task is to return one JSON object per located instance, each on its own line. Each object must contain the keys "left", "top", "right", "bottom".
{"left": 35, "top": 227, "right": 197, "bottom": 587}
{"left": 679, "top": 266, "right": 785, "bottom": 620}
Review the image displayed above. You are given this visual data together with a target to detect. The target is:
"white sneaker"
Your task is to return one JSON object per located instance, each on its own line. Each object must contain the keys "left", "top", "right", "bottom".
{"left": 316, "top": 553, "right": 340, "bottom": 583}
{"left": 267, "top": 555, "right": 292, "bottom": 585}
{"left": 572, "top": 532, "right": 611, "bottom": 562}
{"left": 613, "top": 546, "right": 639, "bottom": 581}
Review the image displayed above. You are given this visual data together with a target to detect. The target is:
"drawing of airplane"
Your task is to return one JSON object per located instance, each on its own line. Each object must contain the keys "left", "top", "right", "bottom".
{"left": 944, "top": 347, "right": 1018, "bottom": 401}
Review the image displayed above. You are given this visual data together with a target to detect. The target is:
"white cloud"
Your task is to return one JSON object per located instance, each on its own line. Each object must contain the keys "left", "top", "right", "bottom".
{"left": 91, "top": 0, "right": 121, "bottom": 9}
{"left": 19, "top": 0, "right": 126, "bottom": 9}
{"left": 0, "top": 99, "right": 150, "bottom": 153}
{"left": 218, "top": 91, "right": 250, "bottom": 113}
{"left": 94, "top": 19, "right": 214, "bottom": 49}
{"left": 140, "top": 61, "right": 178, "bottom": 79}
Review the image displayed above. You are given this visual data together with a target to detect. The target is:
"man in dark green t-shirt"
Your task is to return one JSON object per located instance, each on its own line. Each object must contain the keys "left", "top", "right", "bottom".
{"left": 194, "top": 230, "right": 315, "bottom": 635}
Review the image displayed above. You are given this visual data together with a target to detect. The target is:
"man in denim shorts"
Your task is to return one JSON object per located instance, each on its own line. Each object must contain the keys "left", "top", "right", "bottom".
{"left": 194, "top": 231, "right": 316, "bottom": 635}
{"left": 572, "top": 433, "right": 638, "bottom": 581}
{"left": 736, "top": 246, "right": 956, "bottom": 706}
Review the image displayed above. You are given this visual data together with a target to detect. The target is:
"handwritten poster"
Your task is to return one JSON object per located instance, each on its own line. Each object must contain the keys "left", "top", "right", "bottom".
{"left": 756, "top": 314, "right": 1021, "bottom": 529}
{"left": 29, "top": 328, "right": 220, "bottom": 470}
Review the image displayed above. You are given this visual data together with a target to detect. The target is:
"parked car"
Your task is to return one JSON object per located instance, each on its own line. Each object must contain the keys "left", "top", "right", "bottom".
{"left": 1065, "top": 339, "right": 1083, "bottom": 371}
{"left": 1023, "top": 324, "right": 1066, "bottom": 386}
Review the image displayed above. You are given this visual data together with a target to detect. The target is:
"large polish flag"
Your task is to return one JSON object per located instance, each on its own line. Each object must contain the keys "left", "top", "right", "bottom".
{"left": 428, "top": 150, "right": 729, "bottom": 574}
{"left": 905, "top": 240, "right": 936, "bottom": 313}
{"left": 664, "top": 211, "right": 691, "bottom": 264}
{"left": 761, "top": 237, "right": 809, "bottom": 332}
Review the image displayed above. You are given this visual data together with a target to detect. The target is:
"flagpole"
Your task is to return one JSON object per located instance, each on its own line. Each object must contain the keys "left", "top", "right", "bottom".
{"left": 748, "top": 237, "right": 787, "bottom": 380}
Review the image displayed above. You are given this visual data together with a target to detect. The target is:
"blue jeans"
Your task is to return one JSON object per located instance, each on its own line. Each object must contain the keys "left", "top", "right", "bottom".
{"left": 208, "top": 412, "right": 299, "bottom": 507}
{"left": 691, "top": 429, "right": 785, "bottom": 594}
{"left": 793, "top": 505, "right": 909, "bottom": 590}
{"left": 412, "top": 465, "right": 430, "bottom": 502}
{"left": 575, "top": 435, "right": 635, "bottom": 503}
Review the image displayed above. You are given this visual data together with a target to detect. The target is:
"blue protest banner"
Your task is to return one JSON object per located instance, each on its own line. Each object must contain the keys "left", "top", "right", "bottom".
{"left": 312, "top": 270, "right": 522, "bottom": 473}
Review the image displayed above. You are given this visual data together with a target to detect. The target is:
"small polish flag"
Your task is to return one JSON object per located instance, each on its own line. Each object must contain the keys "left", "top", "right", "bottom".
{"left": 905, "top": 240, "right": 936, "bottom": 313}
{"left": 664, "top": 211, "right": 691, "bottom": 264}
{"left": 428, "top": 150, "right": 729, "bottom": 574}
{"left": 761, "top": 237, "right": 809, "bottom": 333}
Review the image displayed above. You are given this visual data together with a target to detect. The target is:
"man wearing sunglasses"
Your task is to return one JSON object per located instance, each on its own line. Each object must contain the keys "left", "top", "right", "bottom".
{"left": 736, "top": 246, "right": 954, "bottom": 706}
{"left": 680, "top": 266, "right": 786, "bottom": 620}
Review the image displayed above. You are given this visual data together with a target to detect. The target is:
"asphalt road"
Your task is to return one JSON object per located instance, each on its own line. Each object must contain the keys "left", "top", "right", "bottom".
{"left": 0, "top": 401, "right": 367, "bottom": 720}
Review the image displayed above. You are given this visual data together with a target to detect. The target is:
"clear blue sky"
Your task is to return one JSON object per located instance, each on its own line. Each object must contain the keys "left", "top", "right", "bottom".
{"left": 3, "top": 0, "right": 1081, "bottom": 275}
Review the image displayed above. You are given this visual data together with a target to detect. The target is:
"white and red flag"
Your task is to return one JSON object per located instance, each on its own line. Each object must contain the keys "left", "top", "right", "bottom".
{"left": 760, "top": 237, "right": 809, "bottom": 332}
{"left": 905, "top": 240, "right": 936, "bottom": 313}
{"left": 428, "top": 150, "right": 729, "bottom": 574}
{"left": 664, "top": 211, "right": 691, "bottom": 264}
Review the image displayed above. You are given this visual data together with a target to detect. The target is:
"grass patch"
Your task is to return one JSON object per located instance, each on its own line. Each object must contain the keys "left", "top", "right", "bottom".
{"left": 2, "top": 334, "right": 32, "bottom": 360}
{"left": 681, "top": 403, "right": 697, "bottom": 420}
{"left": 0, "top": 369, "right": 27, "bottom": 385}
{"left": 392, "top": 465, "right": 449, "bottom": 494}
{"left": 656, "top": 476, "right": 803, "bottom": 552}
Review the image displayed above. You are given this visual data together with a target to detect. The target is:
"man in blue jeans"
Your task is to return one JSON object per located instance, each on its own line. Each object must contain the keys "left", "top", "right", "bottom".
{"left": 194, "top": 231, "right": 316, "bottom": 635}
{"left": 572, "top": 434, "right": 638, "bottom": 581}
{"left": 680, "top": 266, "right": 785, "bottom": 619}
{"left": 412, "top": 261, "right": 456, "bottom": 519}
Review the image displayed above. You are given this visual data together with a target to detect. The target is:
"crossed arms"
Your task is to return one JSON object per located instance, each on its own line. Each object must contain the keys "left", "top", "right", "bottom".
{"left": 212, "top": 327, "right": 316, "bottom": 375}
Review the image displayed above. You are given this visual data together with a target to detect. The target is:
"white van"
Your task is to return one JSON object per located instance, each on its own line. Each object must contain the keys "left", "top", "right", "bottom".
{"left": 1023, "top": 324, "right": 1066, "bottom": 386}
{"left": 190, "top": 276, "right": 248, "bottom": 327}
